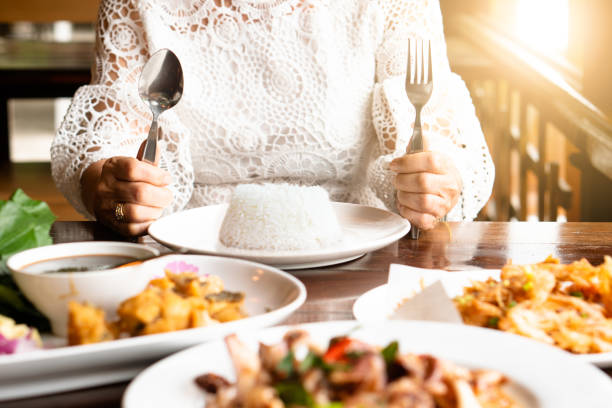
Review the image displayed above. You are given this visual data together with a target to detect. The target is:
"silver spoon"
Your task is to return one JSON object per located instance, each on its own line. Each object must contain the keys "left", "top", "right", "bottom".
{"left": 138, "top": 48, "right": 184, "bottom": 164}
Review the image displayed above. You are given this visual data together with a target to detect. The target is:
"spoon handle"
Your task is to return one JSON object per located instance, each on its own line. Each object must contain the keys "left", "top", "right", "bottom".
{"left": 142, "top": 118, "right": 158, "bottom": 164}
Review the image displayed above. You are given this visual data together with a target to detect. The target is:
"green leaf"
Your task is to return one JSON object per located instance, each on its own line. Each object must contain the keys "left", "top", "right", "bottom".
{"left": 299, "top": 351, "right": 321, "bottom": 372}
{"left": 11, "top": 189, "right": 54, "bottom": 224}
{"left": 299, "top": 351, "right": 342, "bottom": 374}
{"left": 0, "top": 283, "right": 28, "bottom": 309}
{"left": 0, "top": 228, "right": 38, "bottom": 260}
{"left": 275, "top": 381, "right": 314, "bottom": 407}
{"left": 0, "top": 189, "right": 54, "bottom": 331}
{"left": 0, "top": 201, "right": 31, "bottom": 253}
{"left": 0, "top": 189, "right": 55, "bottom": 272}
{"left": 0, "top": 275, "right": 50, "bottom": 332}
{"left": 0, "top": 189, "right": 55, "bottom": 273}
{"left": 381, "top": 340, "right": 399, "bottom": 365}
{"left": 277, "top": 351, "right": 295, "bottom": 376}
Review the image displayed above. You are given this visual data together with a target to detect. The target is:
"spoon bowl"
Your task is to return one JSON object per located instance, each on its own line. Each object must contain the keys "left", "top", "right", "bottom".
{"left": 138, "top": 48, "right": 184, "bottom": 163}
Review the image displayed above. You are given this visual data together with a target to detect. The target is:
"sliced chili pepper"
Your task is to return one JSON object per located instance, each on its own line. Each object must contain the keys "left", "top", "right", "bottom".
{"left": 323, "top": 338, "right": 360, "bottom": 363}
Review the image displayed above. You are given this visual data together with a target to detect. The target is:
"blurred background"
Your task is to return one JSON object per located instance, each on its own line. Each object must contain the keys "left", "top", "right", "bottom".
{"left": 0, "top": 0, "right": 611, "bottom": 222}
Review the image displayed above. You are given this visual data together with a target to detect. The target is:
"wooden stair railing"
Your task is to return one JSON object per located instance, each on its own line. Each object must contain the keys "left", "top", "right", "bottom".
{"left": 448, "top": 15, "right": 612, "bottom": 221}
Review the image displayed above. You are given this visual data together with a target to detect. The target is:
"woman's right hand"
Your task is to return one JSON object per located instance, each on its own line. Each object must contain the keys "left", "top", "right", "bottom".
{"left": 81, "top": 155, "right": 173, "bottom": 237}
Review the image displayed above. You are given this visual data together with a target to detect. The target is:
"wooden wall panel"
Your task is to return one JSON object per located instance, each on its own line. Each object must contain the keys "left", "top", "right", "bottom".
{"left": 0, "top": 0, "right": 99, "bottom": 23}
{"left": 582, "top": 0, "right": 612, "bottom": 116}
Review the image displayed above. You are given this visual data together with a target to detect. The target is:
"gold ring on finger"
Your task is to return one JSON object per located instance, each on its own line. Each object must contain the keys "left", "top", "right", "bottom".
{"left": 114, "top": 202, "right": 126, "bottom": 222}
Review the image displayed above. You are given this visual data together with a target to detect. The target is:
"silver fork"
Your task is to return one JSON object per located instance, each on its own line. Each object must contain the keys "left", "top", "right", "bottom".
{"left": 405, "top": 38, "right": 433, "bottom": 240}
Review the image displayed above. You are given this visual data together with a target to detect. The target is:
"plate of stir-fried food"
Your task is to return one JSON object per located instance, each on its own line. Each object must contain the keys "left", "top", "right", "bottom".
{"left": 122, "top": 320, "right": 612, "bottom": 407}
{"left": 353, "top": 256, "right": 612, "bottom": 366}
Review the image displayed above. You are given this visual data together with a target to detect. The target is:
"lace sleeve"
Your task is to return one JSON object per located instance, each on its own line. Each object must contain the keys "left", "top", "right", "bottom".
{"left": 365, "top": 0, "right": 494, "bottom": 220}
{"left": 50, "top": 0, "right": 193, "bottom": 219}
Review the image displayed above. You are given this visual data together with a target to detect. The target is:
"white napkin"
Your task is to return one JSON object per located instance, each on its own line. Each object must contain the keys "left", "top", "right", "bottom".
{"left": 390, "top": 281, "right": 463, "bottom": 323}
{"left": 386, "top": 264, "right": 500, "bottom": 323}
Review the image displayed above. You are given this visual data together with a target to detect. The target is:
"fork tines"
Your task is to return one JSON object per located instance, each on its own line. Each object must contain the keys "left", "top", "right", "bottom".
{"left": 406, "top": 38, "right": 433, "bottom": 86}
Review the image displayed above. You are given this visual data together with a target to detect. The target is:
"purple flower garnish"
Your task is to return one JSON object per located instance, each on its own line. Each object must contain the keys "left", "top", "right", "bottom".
{"left": 0, "top": 331, "right": 40, "bottom": 354}
{"left": 0, "top": 333, "right": 18, "bottom": 355}
{"left": 164, "top": 260, "right": 199, "bottom": 274}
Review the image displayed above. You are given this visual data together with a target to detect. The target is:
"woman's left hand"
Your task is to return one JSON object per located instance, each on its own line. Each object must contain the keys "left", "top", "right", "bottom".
{"left": 390, "top": 150, "right": 462, "bottom": 230}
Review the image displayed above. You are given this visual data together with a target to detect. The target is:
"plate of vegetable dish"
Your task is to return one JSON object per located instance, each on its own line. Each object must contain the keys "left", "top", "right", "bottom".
{"left": 353, "top": 256, "right": 612, "bottom": 367}
{"left": 123, "top": 320, "right": 612, "bottom": 408}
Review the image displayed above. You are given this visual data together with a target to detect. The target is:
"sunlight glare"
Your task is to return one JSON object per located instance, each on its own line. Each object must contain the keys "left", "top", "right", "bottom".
{"left": 516, "top": 0, "right": 569, "bottom": 54}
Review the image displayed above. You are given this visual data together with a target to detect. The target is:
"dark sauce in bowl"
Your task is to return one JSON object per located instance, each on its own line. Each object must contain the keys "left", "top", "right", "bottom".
{"left": 22, "top": 254, "right": 140, "bottom": 274}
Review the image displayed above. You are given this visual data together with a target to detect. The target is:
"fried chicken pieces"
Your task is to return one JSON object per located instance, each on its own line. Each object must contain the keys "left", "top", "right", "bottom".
{"left": 68, "top": 270, "right": 245, "bottom": 345}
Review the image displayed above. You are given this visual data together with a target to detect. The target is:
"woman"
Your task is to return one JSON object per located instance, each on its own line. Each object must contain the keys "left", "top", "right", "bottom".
{"left": 51, "top": 0, "right": 494, "bottom": 236}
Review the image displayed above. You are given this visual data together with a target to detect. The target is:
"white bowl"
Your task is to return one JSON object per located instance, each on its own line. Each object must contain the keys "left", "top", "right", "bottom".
{"left": 7, "top": 242, "right": 159, "bottom": 336}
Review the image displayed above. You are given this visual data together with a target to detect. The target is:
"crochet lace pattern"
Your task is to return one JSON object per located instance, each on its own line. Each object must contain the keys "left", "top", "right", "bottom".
{"left": 51, "top": 0, "right": 494, "bottom": 220}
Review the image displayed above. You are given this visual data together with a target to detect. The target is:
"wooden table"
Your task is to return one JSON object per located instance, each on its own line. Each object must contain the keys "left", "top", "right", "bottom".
{"left": 4, "top": 221, "right": 612, "bottom": 407}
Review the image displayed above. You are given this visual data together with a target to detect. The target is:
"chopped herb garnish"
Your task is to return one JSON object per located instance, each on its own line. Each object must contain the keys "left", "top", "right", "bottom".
{"left": 345, "top": 351, "right": 365, "bottom": 360}
{"left": 381, "top": 340, "right": 399, "bottom": 365}
{"left": 299, "top": 351, "right": 317, "bottom": 372}
{"left": 300, "top": 351, "right": 324, "bottom": 372}
{"left": 507, "top": 300, "right": 517, "bottom": 308}
{"left": 487, "top": 317, "right": 500, "bottom": 328}
{"left": 522, "top": 281, "right": 534, "bottom": 291}
{"left": 299, "top": 351, "right": 346, "bottom": 373}
{"left": 456, "top": 294, "right": 474, "bottom": 305}
{"left": 275, "top": 380, "right": 343, "bottom": 408}
{"left": 570, "top": 291, "right": 584, "bottom": 298}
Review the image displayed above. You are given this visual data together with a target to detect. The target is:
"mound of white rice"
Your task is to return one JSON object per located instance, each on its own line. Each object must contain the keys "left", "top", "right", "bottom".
{"left": 219, "top": 183, "right": 343, "bottom": 251}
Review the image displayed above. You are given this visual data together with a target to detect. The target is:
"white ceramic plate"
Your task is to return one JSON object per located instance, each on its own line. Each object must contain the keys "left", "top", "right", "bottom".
{"left": 123, "top": 320, "right": 612, "bottom": 408}
{"left": 0, "top": 254, "right": 306, "bottom": 401}
{"left": 352, "top": 266, "right": 612, "bottom": 367}
{"left": 148, "top": 202, "right": 410, "bottom": 269}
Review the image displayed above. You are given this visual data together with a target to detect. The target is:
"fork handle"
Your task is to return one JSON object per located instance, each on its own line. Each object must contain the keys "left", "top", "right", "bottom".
{"left": 408, "top": 105, "right": 424, "bottom": 153}
{"left": 409, "top": 226, "right": 420, "bottom": 240}
{"left": 407, "top": 105, "right": 424, "bottom": 240}
{"left": 408, "top": 127, "right": 423, "bottom": 153}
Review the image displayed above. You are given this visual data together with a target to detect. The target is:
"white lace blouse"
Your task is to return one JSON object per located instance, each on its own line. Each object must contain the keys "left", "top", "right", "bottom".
{"left": 51, "top": 0, "right": 494, "bottom": 220}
